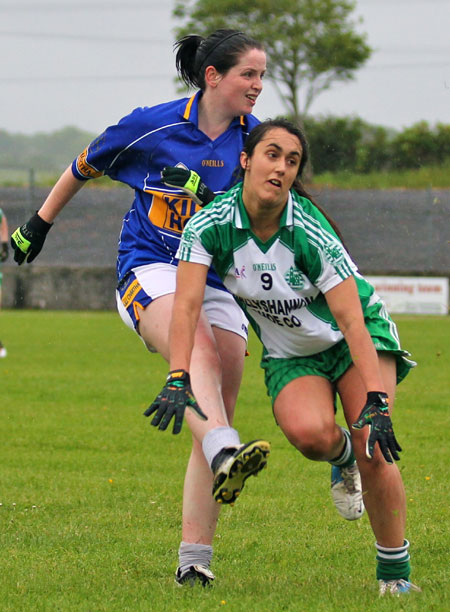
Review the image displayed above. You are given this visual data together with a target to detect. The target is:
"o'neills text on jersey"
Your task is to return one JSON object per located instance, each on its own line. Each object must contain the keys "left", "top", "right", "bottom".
{"left": 202, "top": 160, "right": 225, "bottom": 167}
{"left": 253, "top": 263, "right": 277, "bottom": 271}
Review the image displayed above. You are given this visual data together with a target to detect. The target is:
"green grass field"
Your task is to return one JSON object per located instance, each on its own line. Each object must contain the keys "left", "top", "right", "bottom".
{"left": 312, "top": 159, "right": 450, "bottom": 190}
{"left": 0, "top": 311, "right": 449, "bottom": 611}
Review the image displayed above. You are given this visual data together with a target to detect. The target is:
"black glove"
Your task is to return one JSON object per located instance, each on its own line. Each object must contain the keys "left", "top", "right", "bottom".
{"left": 10, "top": 212, "right": 53, "bottom": 265}
{"left": 352, "top": 391, "right": 402, "bottom": 464}
{"left": 161, "top": 166, "right": 215, "bottom": 206}
{"left": 0, "top": 241, "right": 8, "bottom": 262}
{"left": 144, "top": 369, "right": 207, "bottom": 435}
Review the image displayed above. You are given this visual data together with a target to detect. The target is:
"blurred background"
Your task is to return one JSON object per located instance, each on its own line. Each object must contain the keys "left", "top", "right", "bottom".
{"left": 1, "top": 0, "right": 449, "bottom": 134}
{"left": 0, "top": 0, "right": 449, "bottom": 311}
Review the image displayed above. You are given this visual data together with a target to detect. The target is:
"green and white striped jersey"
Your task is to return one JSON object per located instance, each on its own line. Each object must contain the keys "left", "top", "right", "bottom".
{"left": 177, "top": 183, "right": 378, "bottom": 359}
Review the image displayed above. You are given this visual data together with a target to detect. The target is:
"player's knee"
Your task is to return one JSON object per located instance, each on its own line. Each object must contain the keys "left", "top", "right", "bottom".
{"left": 285, "top": 427, "right": 336, "bottom": 460}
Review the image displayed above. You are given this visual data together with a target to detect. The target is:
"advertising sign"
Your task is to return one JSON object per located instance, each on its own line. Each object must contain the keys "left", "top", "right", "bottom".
{"left": 366, "top": 276, "right": 449, "bottom": 315}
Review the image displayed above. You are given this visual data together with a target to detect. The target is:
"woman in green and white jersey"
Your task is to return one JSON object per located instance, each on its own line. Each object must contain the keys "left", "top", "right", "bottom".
{"left": 156, "top": 118, "right": 420, "bottom": 595}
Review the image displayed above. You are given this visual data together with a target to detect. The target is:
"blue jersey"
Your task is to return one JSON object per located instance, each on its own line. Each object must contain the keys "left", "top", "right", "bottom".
{"left": 71, "top": 91, "right": 260, "bottom": 287}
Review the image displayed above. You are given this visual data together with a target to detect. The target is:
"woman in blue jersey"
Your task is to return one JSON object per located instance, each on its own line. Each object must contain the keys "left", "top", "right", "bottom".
{"left": 155, "top": 118, "right": 421, "bottom": 596}
{"left": 10, "top": 30, "right": 271, "bottom": 586}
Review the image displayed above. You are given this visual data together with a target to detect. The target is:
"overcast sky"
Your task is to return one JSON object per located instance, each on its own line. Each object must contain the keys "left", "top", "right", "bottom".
{"left": 1, "top": 0, "right": 449, "bottom": 135}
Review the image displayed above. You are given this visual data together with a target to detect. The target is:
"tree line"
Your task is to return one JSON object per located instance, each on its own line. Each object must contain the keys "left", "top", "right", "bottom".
{"left": 2, "top": 1, "right": 448, "bottom": 179}
{"left": 0, "top": 126, "right": 94, "bottom": 174}
{"left": 1, "top": 118, "right": 449, "bottom": 178}
{"left": 303, "top": 117, "right": 450, "bottom": 174}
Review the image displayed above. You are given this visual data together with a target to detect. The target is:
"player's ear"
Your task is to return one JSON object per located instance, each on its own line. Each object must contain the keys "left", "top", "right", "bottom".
{"left": 240, "top": 151, "right": 249, "bottom": 171}
{"left": 205, "top": 65, "right": 221, "bottom": 88}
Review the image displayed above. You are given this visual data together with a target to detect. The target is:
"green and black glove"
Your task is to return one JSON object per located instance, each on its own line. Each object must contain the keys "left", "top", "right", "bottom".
{"left": 352, "top": 391, "right": 402, "bottom": 464}
{"left": 11, "top": 212, "right": 53, "bottom": 265}
{"left": 0, "top": 241, "right": 8, "bottom": 262}
{"left": 144, "top": 369, "right": 207, "bottom": 435}
{"left": 161, "top": 166, "right": 215, "bottom": 207}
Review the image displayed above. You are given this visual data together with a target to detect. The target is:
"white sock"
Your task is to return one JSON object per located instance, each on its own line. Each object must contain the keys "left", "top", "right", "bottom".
{"left": 202, "top": 426, "right": 241, "bottom": 469}
{"left": 178, "top": 541, "right": 213, "bottom": 573}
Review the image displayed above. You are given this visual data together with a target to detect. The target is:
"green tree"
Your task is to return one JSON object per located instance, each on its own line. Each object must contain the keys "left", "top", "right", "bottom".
{"left": 303, "top": 115, "right": 364, "bottom": 173}
{"left": 356, "top": 124, "right": 393, "bottom": 173}
{"left": 390, "top": 121, "right": 440, "bottom": 169}
{"left": 173, "top": 0, "right": 372, "bottom": 122}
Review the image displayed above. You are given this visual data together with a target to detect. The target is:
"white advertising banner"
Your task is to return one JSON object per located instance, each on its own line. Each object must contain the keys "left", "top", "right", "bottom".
{"left": 366, "top": 276, "right": 449, "bottom": 315}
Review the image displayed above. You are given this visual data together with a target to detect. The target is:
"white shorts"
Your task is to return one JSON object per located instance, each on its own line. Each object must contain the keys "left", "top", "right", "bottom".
{"left": 116, "top": 263, "right": 248, "bottom": 350}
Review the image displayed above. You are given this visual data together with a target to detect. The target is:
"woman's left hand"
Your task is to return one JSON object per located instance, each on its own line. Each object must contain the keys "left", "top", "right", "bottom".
{"left": 144, "top": 369, "right": 207, "bottom": 435}
{"left": 352, "top": 392, "right": 402, "bottom": 464}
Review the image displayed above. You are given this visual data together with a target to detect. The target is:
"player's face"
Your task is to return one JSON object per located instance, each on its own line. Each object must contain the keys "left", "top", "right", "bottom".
{"left": 215, "top": 48, "right": 266, "bottom": 116}
{"left": 241, "top": 128, "right": 302, "bottom": 210}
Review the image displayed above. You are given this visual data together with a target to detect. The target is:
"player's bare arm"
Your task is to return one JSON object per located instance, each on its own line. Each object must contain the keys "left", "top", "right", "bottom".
{"left": 39, "top": 166, "right": 86, "bottom": 223}
{"left": 169, "top": 261, "right": 209, "bottom": 372}
{"left": 324, "top": 276, "right": 385, "bottom": 392}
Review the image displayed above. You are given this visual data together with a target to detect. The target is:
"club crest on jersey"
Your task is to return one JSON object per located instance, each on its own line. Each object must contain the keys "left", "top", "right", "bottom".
{"left": 234, "top": 265, "right": 246, "bottom": 279}
{"left": 181, "top": 227, "right": 196, "bottom": 247}
{"left": 324, "top": 242, "right": 344, "bottom": 265}
{"left": 284, "top": 266, "right": 304, "bottom": 289}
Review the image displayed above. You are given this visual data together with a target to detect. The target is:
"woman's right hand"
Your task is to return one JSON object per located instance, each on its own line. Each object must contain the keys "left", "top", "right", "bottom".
{"left": 10, "top": 212, "right": 53, "bottom": 265}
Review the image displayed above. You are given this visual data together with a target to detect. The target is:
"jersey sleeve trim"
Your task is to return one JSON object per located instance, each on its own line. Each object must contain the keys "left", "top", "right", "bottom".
{"left": 176, "top": 226, "right": 213, "bottom": 267}
{"left": 72, "top": 148, "right": 103, "bottom": 180}
{"left": 319, "top": 274, "right": 349, "bottom": 295}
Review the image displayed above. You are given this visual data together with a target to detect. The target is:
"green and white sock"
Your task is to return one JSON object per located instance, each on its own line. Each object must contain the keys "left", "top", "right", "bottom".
{"left": 329, "top": 427, "right": 355, "bottom": 468}
{"left": 376, "top": 539, "right": 411, "bottom": 581}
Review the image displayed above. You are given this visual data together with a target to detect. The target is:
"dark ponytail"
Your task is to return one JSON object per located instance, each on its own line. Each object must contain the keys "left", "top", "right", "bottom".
{"left": 174, "top": 35, "right": 205, "bottom": 89}
{"left": 174, "top": 29, "right": 264, "bottom": 91}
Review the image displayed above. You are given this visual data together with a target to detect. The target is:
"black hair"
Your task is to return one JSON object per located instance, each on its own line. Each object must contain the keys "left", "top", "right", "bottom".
{"left": 174, "top": 29, "right": 264, "bottom": 91}
{"left": 241, "top": 118, "right": 346, "bottom": 245}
